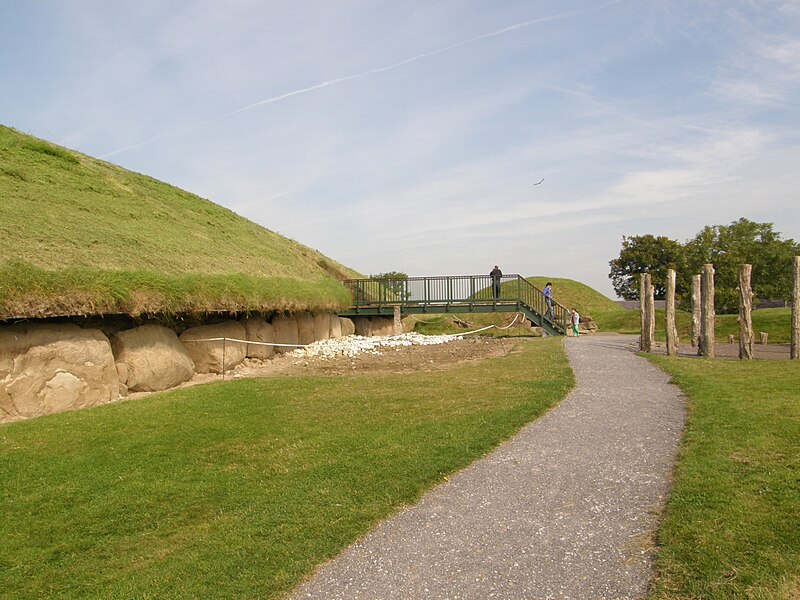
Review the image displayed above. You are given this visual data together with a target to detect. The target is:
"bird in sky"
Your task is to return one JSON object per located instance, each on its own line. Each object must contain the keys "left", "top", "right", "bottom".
{"left": 533, "top": 178, "right": 545, "bottom": 186}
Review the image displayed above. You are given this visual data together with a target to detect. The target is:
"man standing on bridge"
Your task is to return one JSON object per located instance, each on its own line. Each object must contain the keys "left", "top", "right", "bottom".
{"left": 490, "top": 265, "right": 502, "bottom": 299}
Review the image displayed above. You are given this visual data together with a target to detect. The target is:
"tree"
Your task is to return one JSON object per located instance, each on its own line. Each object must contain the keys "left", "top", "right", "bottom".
{"left": 608, "top": 235, "right": 684, "bottom": 300}
{"left": 369, "top": 271, "right": 411, "bottom": 301}
{"left": 682, "top": 218, "right": 800, "bottom": 313}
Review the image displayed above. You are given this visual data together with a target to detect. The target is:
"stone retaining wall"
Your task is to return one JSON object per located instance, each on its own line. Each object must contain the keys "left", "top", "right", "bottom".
{"left": 0, "top": 312, "right": 389, "bottom": 423}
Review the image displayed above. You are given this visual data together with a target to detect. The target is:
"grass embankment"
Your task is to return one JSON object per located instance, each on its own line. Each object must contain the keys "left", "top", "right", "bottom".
{"left": 647, "top": 356, "right": 800, "bottom": 599}
{"left": 0, "top": 338, "right": 572, "bottom": 599}
{"left": 0, "top": 125, "right": 359, "bottom": 318}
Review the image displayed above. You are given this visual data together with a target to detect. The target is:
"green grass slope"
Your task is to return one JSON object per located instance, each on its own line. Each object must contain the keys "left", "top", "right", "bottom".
{"left": 524, "top": 276, "right": 620, "bottom": 315}
{"left": 0, "top": 125, "right": 359, "bottom": 319}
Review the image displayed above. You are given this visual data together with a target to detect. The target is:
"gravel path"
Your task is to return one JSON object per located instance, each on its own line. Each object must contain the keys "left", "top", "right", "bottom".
{"left": 291, "top": 334, "right": 686, "bottom": 600}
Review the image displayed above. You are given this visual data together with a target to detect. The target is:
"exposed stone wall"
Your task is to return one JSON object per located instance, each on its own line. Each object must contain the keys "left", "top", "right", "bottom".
{"left": 1, "top": 323, "right": 119, "bottom": 422}
{"left": 241, "top": 317, "right": 275, "bottom": 360}
{"left": 296, "top": 312, "right": 316, "bottom": 346}
{"left": 0, "top": 312, "right": 364, "bottom": 423}
{"left": 179, "top": 321, "right": 248, "bottom": 374}
{"left": 353, "top": 316, "right": 372, "bottom": 337}
{"left": 313, "top": 313, "right": 331, "bottom": 342}
{"left": 112, "top": 324, "right": 194, "bottom": 392}
{"left": 272, "top": 314, "right": 299, "bottom": 354}
{"left": 370, "top": 316, "right": 394, "bottom": 337}
{"left": 339, "top": 316, "right": 355, "bottom": 336}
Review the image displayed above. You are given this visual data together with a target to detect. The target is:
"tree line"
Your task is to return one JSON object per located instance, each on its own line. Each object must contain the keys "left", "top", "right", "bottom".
{"left": 608, "top": 218, "right": 800, "bottom": 313}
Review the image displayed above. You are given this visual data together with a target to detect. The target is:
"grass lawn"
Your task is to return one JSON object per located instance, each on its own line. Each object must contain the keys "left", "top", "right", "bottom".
{"left": 646, "top": 356, "right": 800, "bottom": 599}
{"left": 0, "top": 338, "right": 572, "bottom": 599}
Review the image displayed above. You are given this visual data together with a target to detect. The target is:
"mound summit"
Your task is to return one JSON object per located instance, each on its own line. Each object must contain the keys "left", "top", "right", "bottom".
{"left": 0, "top": 125, "right": 358, "bottom": 320}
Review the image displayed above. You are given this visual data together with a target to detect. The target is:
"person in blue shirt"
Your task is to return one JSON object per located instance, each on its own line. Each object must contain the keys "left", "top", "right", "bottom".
{"left": 543, "top": 282, "right": 554, "bottom": 320}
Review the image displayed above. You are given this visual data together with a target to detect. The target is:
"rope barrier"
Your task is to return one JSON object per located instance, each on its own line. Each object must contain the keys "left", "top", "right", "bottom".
{"left": 444, "top": 313, "right": 525, "bottom": 336}
{"left": 181, "top": 337, "right": 309, "bottom": 348}
{"left": 495, "top": 313, "right": 523, "bottom": 330}
{"left": 407, "top": 314, "right": 438, "bottom": 324}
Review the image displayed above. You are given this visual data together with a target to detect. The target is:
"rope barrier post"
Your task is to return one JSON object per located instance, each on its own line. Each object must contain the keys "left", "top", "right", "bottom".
{"left": 222, "top": 337, "right": 226, "bottom": 381}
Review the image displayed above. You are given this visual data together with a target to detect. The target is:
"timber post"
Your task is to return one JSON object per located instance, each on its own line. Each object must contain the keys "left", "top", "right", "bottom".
{"left": 648, "top": 276, "right": 656, "bottom": 350}
{"left": 701, "top": 263, "right": 715, "bottom": 358}
{"left": 639, "top": 273, "right": 647, "bottom": 351}
{"left": 691, "top": 274, "right": 701, "bottom": 348}
{"left": 666, "top": 268, "right": 678, "bottom": 356}
{"left": 792, "top": 256, "right": 800, "bottom": 360}
{"left": 642, "top": 273, "right": 655, "bottom": 353}
{"left": 738, "top": 264, "right": 754, "bottom": 360}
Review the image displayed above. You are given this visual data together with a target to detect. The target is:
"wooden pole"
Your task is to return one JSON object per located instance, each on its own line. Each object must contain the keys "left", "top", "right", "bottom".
{"left": 792, "top": 256, "right": 800, "bottom": 360}
{"left": 666, "top": 268, "right": 678, "bottom": 356}
{"left": 691, "top": 274, "right": 701, "bottom": 348}
{"left": 639, "top": 273, "right": 647, "bottom": 351}
{"left": 701, "top": 263, "right": 715, "bottom": 358}
{"left": 643, "top": 273, "right": 655, "bottom": 353}
{"left": 648, "top": 277, "right": 656, "bottom": 350}
{"left": 738, "top": 264, "right": 754, "bottom": 360}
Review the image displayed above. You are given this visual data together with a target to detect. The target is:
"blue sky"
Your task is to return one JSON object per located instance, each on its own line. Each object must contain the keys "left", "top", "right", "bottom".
{"left": 2, "top": 1, "right": 799, "bottom": 298}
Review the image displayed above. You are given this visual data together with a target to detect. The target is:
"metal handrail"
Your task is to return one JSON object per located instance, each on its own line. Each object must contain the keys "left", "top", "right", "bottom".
{"left": 341, "top": 274, "right": 569, "bottom": 333}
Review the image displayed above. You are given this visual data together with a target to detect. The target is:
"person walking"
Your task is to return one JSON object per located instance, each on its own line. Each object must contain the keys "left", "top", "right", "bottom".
{"left": 570, "top": 308, "right": 580, "bottom": 337}
{"left": 490, "top": 265, "right": 503, "bottom": 299}
{"left": 543, "top": 282, "right": 554, "bottom": 320}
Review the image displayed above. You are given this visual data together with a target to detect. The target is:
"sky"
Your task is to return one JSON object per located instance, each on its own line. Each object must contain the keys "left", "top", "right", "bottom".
{"left": 2, "top": 1, "right": 799, "bottom": 299}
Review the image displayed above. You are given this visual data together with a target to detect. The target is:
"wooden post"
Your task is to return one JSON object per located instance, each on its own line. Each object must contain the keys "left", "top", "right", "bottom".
{"left": 701, "top": 263, "right": 715, "bottom": 357}
{"left": 760, "top": 332, "right": 769, "bottom": 345}
{"left": 642, "top": 273, "right": 654, "bottom": 353}
{"left": 738, "top": 264, "right": 754, "bottom": 360}
{"left": 666, "top": 268, "right": 678, "bottom": 356}
{"left": 728, "top": 334, "right": 735, "bottom": 344}
{"left": 691, "top": 274, "right": 701, "bottom": 348}
{"left": 639, "top": 273, "right": 647, "bottom": 351}
{"left": 792, "top": 256, "right": 800, "bottom": 360}
{"left": 648, "top": 277, "right": 656, "bottom": 350}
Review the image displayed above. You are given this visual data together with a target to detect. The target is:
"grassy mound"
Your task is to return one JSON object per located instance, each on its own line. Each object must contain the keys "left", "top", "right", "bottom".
{"left": 0, "top": 125, "right": 359, "bottom": 319}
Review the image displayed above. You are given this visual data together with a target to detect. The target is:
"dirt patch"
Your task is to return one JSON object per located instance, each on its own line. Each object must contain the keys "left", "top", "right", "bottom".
{"left": 126, "top": 337, "right": 518, "bottom": 401}
{"left": 236, "top": 336, "right": 514, "bottom": 377}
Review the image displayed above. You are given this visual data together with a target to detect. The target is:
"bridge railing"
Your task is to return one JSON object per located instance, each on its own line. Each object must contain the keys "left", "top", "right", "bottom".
{"left": 342, "top": 275, "right": 569, "bottom": 332}
{"left": 343, "top": 274, "right": 515, "bottom": 305}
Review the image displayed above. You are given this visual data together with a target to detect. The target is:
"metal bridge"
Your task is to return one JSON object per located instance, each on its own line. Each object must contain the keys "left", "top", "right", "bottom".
{"left": 339, "top": 274, "right": 568, "bottom": 336}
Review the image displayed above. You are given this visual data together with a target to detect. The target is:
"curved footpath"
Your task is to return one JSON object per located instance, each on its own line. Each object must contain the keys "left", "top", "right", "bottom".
{"left": 291, "top": 334, "right": 686, "bottom": 600}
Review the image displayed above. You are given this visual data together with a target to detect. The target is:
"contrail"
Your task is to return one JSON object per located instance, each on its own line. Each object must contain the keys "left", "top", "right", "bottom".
{"left": 100, "top": 1, "right": 620, "bottom": 159}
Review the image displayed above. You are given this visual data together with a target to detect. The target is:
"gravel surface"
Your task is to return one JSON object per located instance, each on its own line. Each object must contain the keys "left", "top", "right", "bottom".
{"left": 290, "top": 334, "right": 686, "bottom": 600}
{"left": 291, "top": 333, "right": 465, "bottom": 358}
